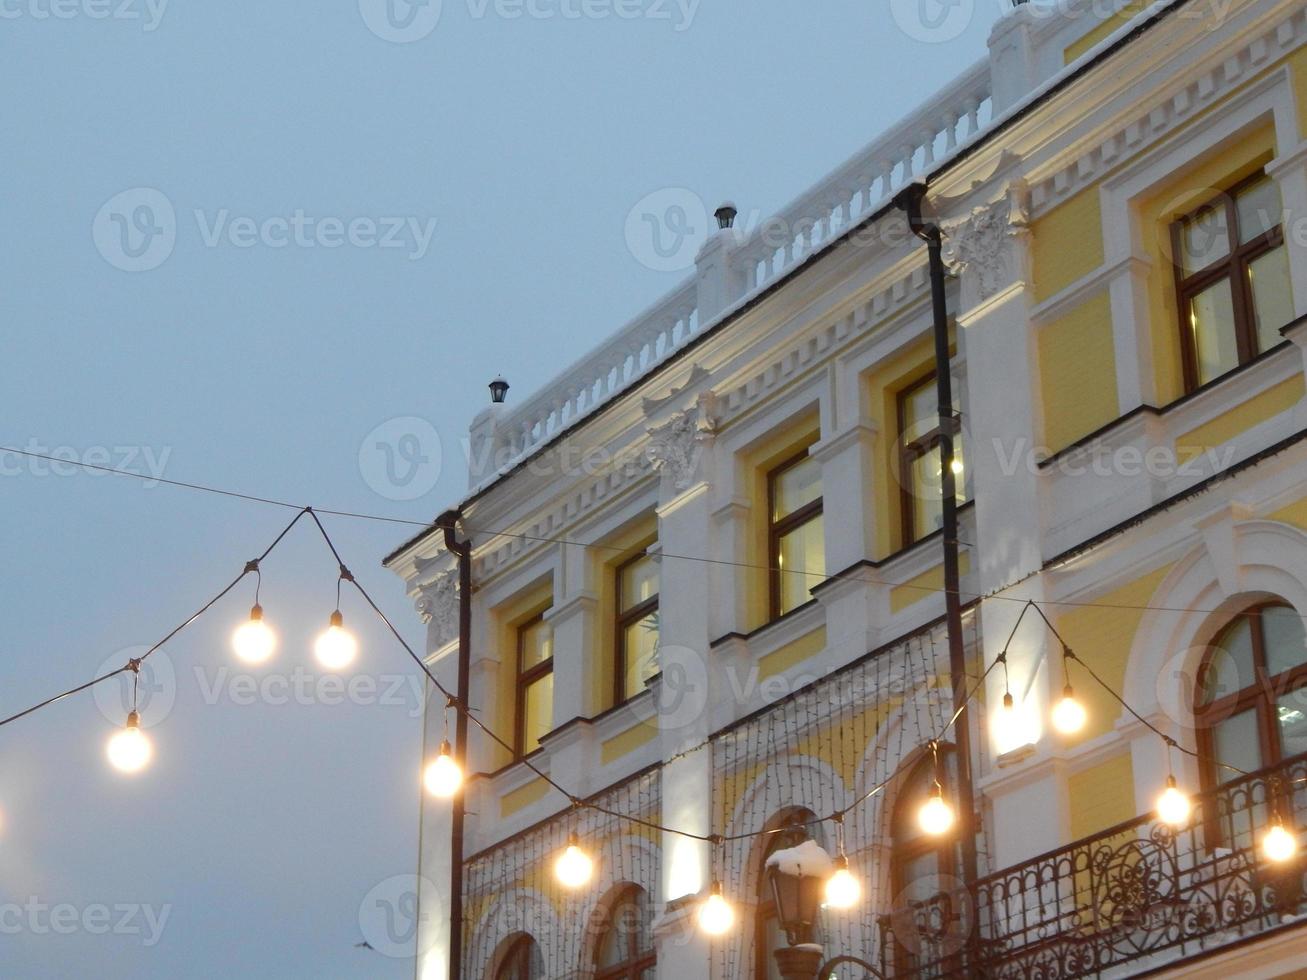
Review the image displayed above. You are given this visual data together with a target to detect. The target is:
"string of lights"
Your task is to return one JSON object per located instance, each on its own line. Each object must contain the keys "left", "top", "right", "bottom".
{"left": 4, "top": 449, "right": 1302, "bottom": 937}
{"left": 1, "top": 443, "right": 1293, "bottom": 621}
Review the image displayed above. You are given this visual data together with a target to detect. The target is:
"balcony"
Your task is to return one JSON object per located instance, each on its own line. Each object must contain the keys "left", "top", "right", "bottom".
{"left": 880, "top": 752, "right": 1307, "bottom": 978}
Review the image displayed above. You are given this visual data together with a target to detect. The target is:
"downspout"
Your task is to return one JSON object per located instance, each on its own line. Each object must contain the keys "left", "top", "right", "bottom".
{"left": 892, "top": 183, "right": 982, "bottom": 964}
{"left": 437, "top": 508, "right": 472, "bottom": 980}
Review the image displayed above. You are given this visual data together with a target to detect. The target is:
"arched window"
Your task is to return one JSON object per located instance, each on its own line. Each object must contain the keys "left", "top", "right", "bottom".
{"left": 592, "top": 884, "right": 656, "bottom": 980}
{"left": 493, "top": 934, "right": 543, "bottom": 980}
{"left": 890, "top": 748, "right": 959, "bottom": 907}
{"left": 754, "top": 809, "right": 821, "bottom": 980}
{"left": 1196, "top": 603, "right": 1307, "bottom": 785}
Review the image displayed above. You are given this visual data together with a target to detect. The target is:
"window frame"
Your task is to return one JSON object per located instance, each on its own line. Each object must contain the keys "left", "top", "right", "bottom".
{"left": 592, "top": 884, "right": 656, "bottom": 980}
{"left": 1195, "top": 602, "right": 1307, "bottom": 789}
{"left": 766, "top": 448, "right": 824, "bottom": 620}
{"left": 897, "top": 373, "right": 965, "bottom": 548}
{"left": 494, "top": 934, "right": 541, "bottom": 980}
{"left": 514, "top": 612, "right": 553, "bottom": 759}
{"left": 614, "top": 548, "right": 659, "bottom": 708}
{"left": 1170, "top": 172, "right": 1289, "bottom": 392}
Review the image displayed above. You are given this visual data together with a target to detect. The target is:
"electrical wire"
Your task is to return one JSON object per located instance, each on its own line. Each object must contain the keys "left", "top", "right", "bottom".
{"left": 4, "top": 446, "right": 1301, "bottom": 622}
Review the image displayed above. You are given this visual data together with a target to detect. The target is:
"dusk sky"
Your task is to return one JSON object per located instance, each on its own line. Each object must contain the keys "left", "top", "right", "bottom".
{"left": 3, "top": 1, "right": 999, "bottom": 975}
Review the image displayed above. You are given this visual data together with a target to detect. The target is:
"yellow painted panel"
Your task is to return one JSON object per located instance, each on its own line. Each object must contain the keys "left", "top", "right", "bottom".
{"left": 1271, "top": 496, "right": 1307, "bottom": 532}
{"left": 500, "top": 776, "right": 550, "bottom": 818}
{"left": 1055, "top": 564, "right": 1174, "bottom": 744}
{"left": 600, "top": 720, "right": 659, "bottom": 765}
{"left": 1037, "top": 294, "right": 1119, "bottom": 451}
{"left": 758, "top": 627, "right": 827, "bottom": 680}
{"left": 1176, "top": 375, "right": 1305, "bottom": 463}
{"left": 1063, "top": 1, "right": 1148, "bottom": 64}
{"left": 889, "top": 552, "right": 972, "bottom": 614}
{"left": 1031, "top": 187, "right": 1104, "bottom": 303}
{"left": 1290, "top": 46, "right": 1307, "bottom": 141}
{"left": 1068, "top": 754, "right": 1137, "bottom": 840}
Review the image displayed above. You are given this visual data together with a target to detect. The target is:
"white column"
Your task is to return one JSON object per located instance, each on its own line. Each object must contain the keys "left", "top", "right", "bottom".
{"left": 1268, "top": 142, "right": 1307, "bottom": 320}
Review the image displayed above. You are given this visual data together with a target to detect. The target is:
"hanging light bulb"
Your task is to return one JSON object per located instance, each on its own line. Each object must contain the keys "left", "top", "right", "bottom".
{"left": 554, "top": 833, "right": 594, "bottom": 889}
{"left": 823, "top": 855, "right": 861, "bottom": 910}
{"left": 1051, "top": 684, "right": 1087, "bottom": 735}
{"left": 1155, "top": 776, "right": 1192, "bottom": 827}
{"left": 697, "top": 880, "right": 735, "bottom": 935}
{"left": 315, "top": 610, "right": 357, "bottom": 671}
{"left": 423, "top": 741, "right": 463, "bottom": 799}
{"left": 1263, "top": 816, "right": 1299, "bottom": 863}
{"left": 106, "top": 711, "right": 153, "bottom": 774}
{"left": 917, "top": 784, "right": 956, "bottom": 836}
{"left": 232, "top": 603, "right": 277, "bottom": 664}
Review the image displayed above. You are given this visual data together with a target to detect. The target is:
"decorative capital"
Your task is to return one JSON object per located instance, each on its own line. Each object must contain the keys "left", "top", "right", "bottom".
{"left": 943, "top": 182, "right": 1030, "bottom": 302}
{"left": 646, "top": 404, "right": 716, "bottom": 491}
{"left": 416, "top": 568, "right": 460, "bottom": 648}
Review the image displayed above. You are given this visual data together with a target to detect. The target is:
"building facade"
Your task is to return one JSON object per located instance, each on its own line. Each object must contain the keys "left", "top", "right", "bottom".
{"left": 385, "top": 0, "right": 1307, "bottom": 975}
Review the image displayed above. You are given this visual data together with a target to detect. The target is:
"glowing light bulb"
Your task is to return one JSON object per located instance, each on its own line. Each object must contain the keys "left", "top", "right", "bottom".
{"left": 1051, "top": 685, "right": 1087, "bottom": 735}
{"left": 1155, "top": 776, "right": 1192, "bottom": 827}
{"left": 423, "top": 741, "right": 463, "bottom": 798}
{"left": 232, "top": 604, "right": 277, "bottom": 664}
{"left": 1263, "top": 820, "right": 1299, "bottom": 863}
{"left": 823, "top": 857, "right": 861, "bottom": 910}
{"left": 315, "top": 610, "right": 357, "bottom": 671}
{"left": 917, "top": 786, "right": 956, "bottom": 836}
{"left": 697, "top": 882, "right": 735, "bottom": 935}
{"left": 106, "top": 711, "right": 153, "bottom": 774}
{"left": 554, "top": 833, "right": 594, "bottom": 889}
{"left": 950, "top": 458, "right": 964, "bottom": 476}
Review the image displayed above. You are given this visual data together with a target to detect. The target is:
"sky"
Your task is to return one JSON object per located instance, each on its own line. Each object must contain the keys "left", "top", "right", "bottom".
{"left": 2, "top": 1, "right": 1001, "bottom": 976}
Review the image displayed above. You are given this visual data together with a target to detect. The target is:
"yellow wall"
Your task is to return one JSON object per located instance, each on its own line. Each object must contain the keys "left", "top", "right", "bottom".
{"left": 1271, "top": 496, "right": 1307, "bottom": 531}
{"left": 500, "top": 776, "right": 550, "bottom": 818}
{"left": 1290, "top": 45, "right": 1307, "bottom": 140}
{"left": 1037, "top": 294, "right": 1119, "bottom": 451}
{"left": 489, "top": 578, "right": 555, "bottom": 771}
{"left": 741, "top": 412, "right": 821, "bottom": 630}
{"left": 1135, "top": 122, "right": 1276, "bottom": 405}
{"left": 600, "top": 720, "right": 659, "bottom": 765}
{"left": 592, "top": 514, "right": 658, "bottom": 713}
{"left": 866, "top": 333, "right": 956, "bottom": 557}
{"left": 1031, "top": 187, "right": 1104, "bottom": 304}
{"left": 1176, "top": 374, "right": 1305, "bottom": 463}
{"left": 1063, "top": 0, "right": 1148, "bottom": 64}
{"left": 1068, "top": 754, "right": 1137, "bottom": 840}
{"left": 1053, "top": 564, "right": 1174, "bottom": 745}
{"left": 757, "top": 626, "right": 827, "bottom": 680}
{"left": 889, "top": 552, "right": 972, "bottom": 614}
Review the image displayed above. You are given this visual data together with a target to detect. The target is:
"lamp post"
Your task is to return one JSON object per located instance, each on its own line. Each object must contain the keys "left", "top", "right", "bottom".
{"left": 765, "top": 862, "right": 825, "bottom": 980}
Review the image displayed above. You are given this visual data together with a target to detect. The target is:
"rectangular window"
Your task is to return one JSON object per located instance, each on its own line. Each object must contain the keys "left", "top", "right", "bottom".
{"left": 768, "top": 450, "right": 824, "bottom": 618}
{"left": 898, "top": 373, "right": 967, "bottom": 546}
{"left": 616, "top": 548, "right": 659, "bottom": 704}
{"left": 515, "top": 614, "right": 553, "bottom": 757}
{"left": 1172, "top": 173, "right": 1294, "bottom": 389}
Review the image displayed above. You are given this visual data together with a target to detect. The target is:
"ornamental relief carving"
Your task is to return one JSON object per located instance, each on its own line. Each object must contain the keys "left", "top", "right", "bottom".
{"left": 943, "top": 185, "right": 1028, "bottom": 302}
{"left": 416, "top": 567, "right": 460, "bottom": 648}
{"left": 645, "top": 397, "right": 717, "bottom": 491}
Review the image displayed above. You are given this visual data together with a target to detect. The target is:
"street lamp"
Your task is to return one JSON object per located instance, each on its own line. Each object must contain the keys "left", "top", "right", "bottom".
{"left": 765, "top": 849, "right": 826, "bottom": 980}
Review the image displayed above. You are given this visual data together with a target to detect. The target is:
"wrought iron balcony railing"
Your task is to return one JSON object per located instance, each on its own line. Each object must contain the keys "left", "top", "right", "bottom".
{"left": 879, "top": 752, "right": 1307, "bottom": 978}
